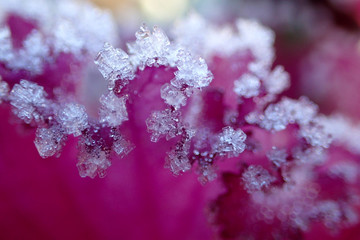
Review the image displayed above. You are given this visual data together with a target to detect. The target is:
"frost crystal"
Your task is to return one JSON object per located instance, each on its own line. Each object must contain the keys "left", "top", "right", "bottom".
{"left": 267, "top": 147, "right": 287, "bottom": 167}
{"left": 128, "top": 25, "right": 175, "bottom": 70}
{"left": 112, "top": 133, "right": 135, "bottom": 158}
{"left": 95, "top": 43, "right": 134, "bottom": 90}
{"left": 77, "top": 147, "right": 111, "bottom": 179}
{"left": 146, "top": 109, "right": 181, "bottom": 142}
{"left": 264, "top": 66, "right": 290, "bottom": 94}
{"left": 0, "top": 78, "right": 9, "bottom": 103}
{"left": 99, "top": 91, "right": 128, "bottom": 127}
{"left": 234, "top": 73, "right": 261, "bottom": 98}
{"left": 58, "top": 103, "right": 88, "bottom": 137}
{"left": 166, "top": 147, "right": 192, "bottom": 175}
{"left": 214, "top": 126, "right": 247, "bottom": 157}
{"left": 160, "top": 83, "right": 187, "bottom": 109}
{"left": 173, "top": 50, "right": 213, "bottom": 89}
{"left": 260, "top": 103, "right": 289, "bottom": 131}
{"left": 9, "top": 80, "right": 48, "bottom": 124}
{"left": 300, "top": 121, "right": 332, "bottom": 148}
{"left": 242, "top": 165, "right": 275, "bottom": 193}
{"left": 34, "top": 126, "right": 66, "bottom": 158}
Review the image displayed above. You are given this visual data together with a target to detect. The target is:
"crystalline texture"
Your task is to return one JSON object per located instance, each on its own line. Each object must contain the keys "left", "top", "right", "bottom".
{"left": 264, "top": 66, "right": 290, "bottom": 95}
{"left": 77, "top": 146, "right": 111, "bottom": 179}
{"left": 173, "top": 50, "right": 213, "bottom": 89}
{"left": 267, "top": 147, "right": 288, "bottom": 167}
{"left": 57, "top": 103, "right": 88, "bottom": 137}
{"left": 112, "top": 133, "right": 135, "bottom": 158}
{"left": 0, "top": 78, "right": 9, "bottom": 103}
{"left": 34, "top": 126, "right": 66, "bottom": 158}
{"left": 215, "top": 126, "right": 247, "bottom": 157}
{"left": 300, "top": 121, "right": 332, "bottom": 148}
{"left": 9, "top": 80, "right": 48, "bottom": 124}
{"left": 166, "top": 147, "right": 192, "bottom": 175}
{"left": 160, "top": 83, "right": 187, "bottom": 109}
{"left": 234, "top": 73, "right": 261, "bottom": 98}
{"left": 146, "top": 109, "right": 181, "bottom": 142}
{"left": 95, "top": 43, "right": 134, "bottom": 90}
{"left": 242, "top": 165, "right": 275, "bottom": 193}
{"left": 99, "top": 91, "right": 128, "bottom": 127}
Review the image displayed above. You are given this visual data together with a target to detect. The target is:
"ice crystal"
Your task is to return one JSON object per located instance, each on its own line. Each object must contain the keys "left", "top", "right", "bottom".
{"left": 300, "top": 121, "right": 333, "bottom": 148}
{"left": 166, "top": 147, "right": 192, "bottom": 175}
{"left": 9, "top": 80, "right": 48, "bottom": 124}
{"left": 267, "top": 147, "right": 287, "bottom": 167}
{"left": 160, "top": 83, "right": 187, "bottom": 109}
{"left": 95, "top": 43, "right": 134, "bottom": 90}
{"left": 77, "top": 146, "right": 111, "bottom": 179}
{"left": 214, "top": 126, "right": 246, "bottom": 157}
{"left": 242, "top": 165, "right": 275, "bottom": 193}
{"left": 57, "top": 103, "right": 88, "bottom": 137}
{"left": 264, "top": 65, "right": 290, "bottom": 95}
{"left": 99, "top": 91, "right": 128, "bottom": 127}
{"left": 113, "top": 134, "right": 135, "bottom": 158}
{"left": 0, "top": 78, "right": 9, "bottom": 103}
{"left": 234, "top": 73, "right": 261, "bottom": 98}
{"left": 34, "top": 126, "right": 66, "bottom": 158}
{"left": 146, "top": 109, "right": 181, "bottom": 142}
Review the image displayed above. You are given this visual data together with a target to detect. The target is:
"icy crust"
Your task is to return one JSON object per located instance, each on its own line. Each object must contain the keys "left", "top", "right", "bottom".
{"left": 0, "top": 0, "right": 116, "bottom": 74}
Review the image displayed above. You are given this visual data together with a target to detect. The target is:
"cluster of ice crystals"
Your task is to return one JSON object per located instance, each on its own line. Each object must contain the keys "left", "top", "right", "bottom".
{"left": 1, "top": 0, "right": 116, "bottom": 55}
{"left": 113, "top": 134, "right": 135, "bottom": 158}
{"left": 173, "top": 50, "right": 213, "bottom": 89}
{"left": 236, "top": 19, "right": 275, "bottom": 69}
{"left": 300, "top": 121, "right": 332, "bottom": 148}
{"left": 267, "top": 147, "right": 288, "bottom": 167}
{"left": 160, "top": 83, "right": 187, "bottom": 109}
{"left": 0, "top": 78, "right": 9, "bottom": 103}
{"left": 256, "top": 97, "right": 318, "bottom": 131}
{"left": 234, "top": 73, "right": 261, "bottom": 98}
{"left": 99, "top": 91, "right": 128, "bottom": 127}
{"left": 242, "top": 165, "right": 275, "bottom": 193}
{"left": 127, "top": 25, "right": 175, "bottom": 70}
{"left": 146, "top": 109, "right": 181, "bottom": 142}
{"left": 0, "top": 28, "right": 49, "bottom": 73}
{"left": 264, "top": 66, "right": 290, "bottom": 94}
{"left": 214, "top": 126, "right": 247, "bottom": 157}
{"left": 166, "top": 147, "right": 192, "bottom": 175}
{"left": 34, "top": 126, "right": 66, "bottom": 158}
{"left": 77, "top": 146, "right": 111, "bottom": 179}
{"left": 57, "top": 103, "right": 88, "bottom": 137}
{"left": 95, "top": 43, "right": 135, "bottom": 90}
{"left": 9, "top": 80, "right": 48, "bottom": 124}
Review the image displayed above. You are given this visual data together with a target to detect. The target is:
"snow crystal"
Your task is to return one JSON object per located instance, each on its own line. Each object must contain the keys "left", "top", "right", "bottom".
{"left": 128, "top": 24, "right": 176, "bottom": 70}
{"left": 260, "top": 103, "right": 289, "bottom": 131}
{"left": 99, "top": 91, "right": 128, "bottom": 127}
{"left": 112, "top": 133, "right": 135, "bottom": 158}
{"left": 242, "top": 165, "right": 275, "bottom": 193}
{"left": 264, "top": 66, "right": 290, "bottom": 95}
{"left": 160, "top": 83, "right": 187, "bottom": 109}
{"left": 0, "top": 27, "right": 14, "bottom": 64}
{"left": 300, "top": 122, "right": 332, "bottom": 148}
{"left": 259, "top": 97, "right": 318, "bottom": 131}
{"left": 9, "top": 80, "right": 48, "bottom": 124}
{"left": 267, "top": 147, "right": 287, "bottom": 167}
{"left": 0, "top": 79, "right": 9, "bottom": 103}
{"left": 77, "top": 147, "right": 111, "bottom": 179}
{"left": 95, "top": 43, "right": 134, "bottom": 90}
{"left": 173, "top": 50, "right": 213, "bottom": 89}
{"left": 34, "top": 126, "right": 66, "bottom": 158}
{"left": 57, "top": 103, "right": 88, "bottom": 137}
{"left": 234, "top": 73, "right": 261, "bottom": 98}
{"left": 146, "top": 109, "right": 181, "bottom": 142}
{"left": 214, "top": 126, "right": 247, "bottom": 157}
{"left": 166, "top": 147, "right": 191, "bottom": 175}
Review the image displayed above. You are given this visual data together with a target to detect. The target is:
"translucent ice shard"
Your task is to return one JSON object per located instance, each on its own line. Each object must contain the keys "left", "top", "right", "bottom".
{"left": 9, "top": 80, "right": 48, "bottom": 124}
{"left": 34, "top": 126, "right": 66, "bottom": 158}
{"left": 166, "top": 147, "right": 192, "bottom": 175}
{"left": 267, "top": 147, "right": 287, "bottom": 167}
{"left": 99, "top": 91, "right": 128, "bottom": 127}
{"left": 214, "top": 126, "right": 247, "bottom": 157}
{"left": 77, "top": 146, "right": 111, "bottom": 179}
{"left": 57, "top": 103, "right": 88, "bottom": 137}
